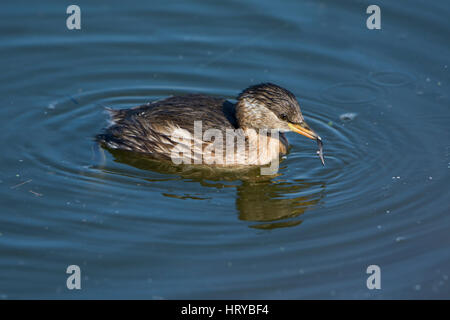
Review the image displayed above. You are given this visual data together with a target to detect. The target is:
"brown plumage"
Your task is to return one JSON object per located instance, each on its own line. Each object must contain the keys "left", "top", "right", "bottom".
{"left": 96, "top": 83, "right": 322, "bottom": 166}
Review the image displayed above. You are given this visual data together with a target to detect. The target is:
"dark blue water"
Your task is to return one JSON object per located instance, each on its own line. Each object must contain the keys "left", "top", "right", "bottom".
{"left": 0, "top": 0, "right": 449, "bottom": 299}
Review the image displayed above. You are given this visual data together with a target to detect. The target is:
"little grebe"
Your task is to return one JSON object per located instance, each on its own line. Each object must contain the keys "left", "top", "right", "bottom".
{"left": 96, "top": 83, "right": 324, "bottom": 166}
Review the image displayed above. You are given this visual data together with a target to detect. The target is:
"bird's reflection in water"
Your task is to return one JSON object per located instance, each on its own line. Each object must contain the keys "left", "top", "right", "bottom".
{"left": 236, "top": 179, "right": 323, "bottom": 229}
{"left": 97, "top": 148, "right": 325, "bottom": 230}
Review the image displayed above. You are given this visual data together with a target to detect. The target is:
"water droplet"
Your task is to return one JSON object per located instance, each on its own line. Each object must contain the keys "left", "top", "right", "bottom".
{"left": 339, "top": 112, "right": 357, "bottom": 121}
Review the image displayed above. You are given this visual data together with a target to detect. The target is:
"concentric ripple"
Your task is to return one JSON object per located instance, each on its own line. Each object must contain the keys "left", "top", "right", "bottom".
{"left": 320, "top": 82, "right": 384, "bottom": 104}
{"left": 368, "top": 71, "right": 415, "bottom": 87}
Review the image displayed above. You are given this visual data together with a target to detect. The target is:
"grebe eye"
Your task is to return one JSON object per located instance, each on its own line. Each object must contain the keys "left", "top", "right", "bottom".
{"left": 280, "top": 114, "right": 288, "bottom": 121}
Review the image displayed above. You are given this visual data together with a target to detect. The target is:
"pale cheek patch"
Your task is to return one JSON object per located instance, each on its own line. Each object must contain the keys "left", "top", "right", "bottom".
{"left": 242, "top": 101, "right": 288, "bottom": 131}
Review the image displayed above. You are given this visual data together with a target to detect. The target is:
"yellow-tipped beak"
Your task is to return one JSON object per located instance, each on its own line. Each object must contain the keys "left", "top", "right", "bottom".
{"left": 288, "top": 122, "right": 318, "bottom": 140}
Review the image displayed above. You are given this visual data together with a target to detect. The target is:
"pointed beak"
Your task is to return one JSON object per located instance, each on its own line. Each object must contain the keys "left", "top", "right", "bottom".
{"left": 288, "top": 122, "right": 319, "bottom": 140}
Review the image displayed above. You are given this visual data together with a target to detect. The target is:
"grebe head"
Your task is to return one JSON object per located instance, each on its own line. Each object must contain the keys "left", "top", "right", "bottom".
{"left": 235, "top": 83, "right": 320, "bottom": 140}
